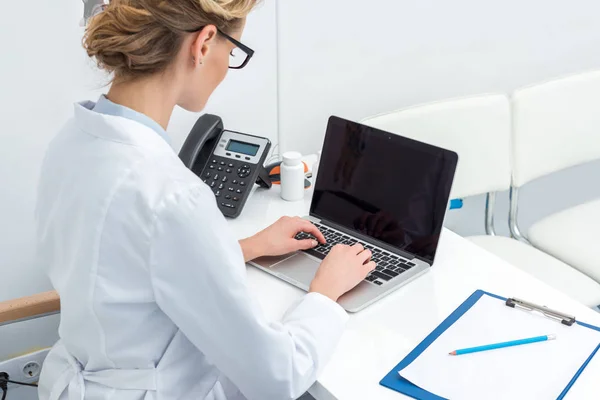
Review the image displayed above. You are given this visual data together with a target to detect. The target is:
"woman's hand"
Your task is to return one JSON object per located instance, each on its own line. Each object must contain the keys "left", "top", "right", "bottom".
{"left": 239, "top": 216, "right": 326, "bottom": 262}
{"left": 310, "top": 243, "right": 375, "bottom": 302}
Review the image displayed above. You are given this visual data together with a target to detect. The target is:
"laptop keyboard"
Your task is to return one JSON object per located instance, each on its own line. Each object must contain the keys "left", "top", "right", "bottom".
{"left": 294, "top": 222, "right": 417, "bottom": 286}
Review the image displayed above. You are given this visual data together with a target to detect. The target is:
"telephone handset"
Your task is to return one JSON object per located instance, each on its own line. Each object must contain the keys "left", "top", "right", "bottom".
{"left": 179, "top": 114, "right": 272, "bottom": 218}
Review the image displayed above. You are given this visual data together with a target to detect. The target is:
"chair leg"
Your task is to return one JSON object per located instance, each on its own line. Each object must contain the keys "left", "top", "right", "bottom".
{"left": 509, "top": 187, "right": 531, "bottom": 244}
{"left": 485, "top": 192, "right": 497, "bottom": 236}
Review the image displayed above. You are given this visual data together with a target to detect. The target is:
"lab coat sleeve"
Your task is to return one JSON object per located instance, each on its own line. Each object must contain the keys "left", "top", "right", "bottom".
{"left": 149, "top": 183, "right": 348, "bottom": 400}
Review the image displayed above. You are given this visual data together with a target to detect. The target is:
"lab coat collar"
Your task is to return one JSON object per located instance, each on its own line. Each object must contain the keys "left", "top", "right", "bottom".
{"left": 74, "top": 101, "right": 173, "bottom": 151}
{"left": 93, "top": 95, "right": 171, "bottom": 145}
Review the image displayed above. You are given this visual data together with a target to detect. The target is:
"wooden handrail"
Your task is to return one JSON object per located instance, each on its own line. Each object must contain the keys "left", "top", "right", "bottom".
{"left": 0, "top": 290, "right": 60, "bottom": 326}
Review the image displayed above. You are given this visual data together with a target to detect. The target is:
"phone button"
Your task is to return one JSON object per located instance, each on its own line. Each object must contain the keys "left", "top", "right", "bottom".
{"left": 209, "top": 165, "right": 215, "bottom": 169}
{"left": 225, "top": 195, "right": 232, "bottom": 200}
{"left": 235, "top": 155, "right": 241, "bottom": 158}
{"left": 213, "top": 174, "right": 219, "bottom": 180}
{"left": 221, "top": 203, "right": 236, "bottom": 209}
{"left": 237, "top": 167, "right": 251, "bottom": 178}
{"left": 245, "top": 157, "right": 251, "bottom": 161}
{"left": 222, "top": 176, "right": 228, "bottom": 182}
{"left": 226, "top": 152, "right": 232, "bottom": 156}
{"left": 211, "top": 159, "right": 217, "bottom": 164}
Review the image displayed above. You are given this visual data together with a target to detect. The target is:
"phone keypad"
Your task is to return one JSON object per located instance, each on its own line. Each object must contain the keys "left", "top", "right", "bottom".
{"left": 202, "top": 157, "right": 254, "bottom": 217}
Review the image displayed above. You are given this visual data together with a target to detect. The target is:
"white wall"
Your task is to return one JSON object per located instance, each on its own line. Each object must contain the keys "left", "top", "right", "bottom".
{"left": 277, "top": 0, "right": 600, "bottom": 155}
{"left": 0, "top": 0, "right": 100, "bottom": 360}
{"left": 277, "top": 0, "right": 600, "bottom": 235}
{"left": 0, "top": 0, "right": 278, "bottom": 360}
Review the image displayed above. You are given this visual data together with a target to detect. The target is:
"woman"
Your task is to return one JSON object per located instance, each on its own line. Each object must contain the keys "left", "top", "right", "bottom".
{"left": 35, "top": 1, "right": 375, "bottom": 399}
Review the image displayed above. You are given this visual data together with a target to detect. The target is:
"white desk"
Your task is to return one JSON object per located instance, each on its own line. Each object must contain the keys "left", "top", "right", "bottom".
{"left": 229, "top": 186, "right": 600, "bottom": 400}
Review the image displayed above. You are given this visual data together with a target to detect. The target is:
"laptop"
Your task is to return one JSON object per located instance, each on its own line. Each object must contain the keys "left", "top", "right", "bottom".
{"left": 251, "top": 116, "right": 458, "bottom": 312}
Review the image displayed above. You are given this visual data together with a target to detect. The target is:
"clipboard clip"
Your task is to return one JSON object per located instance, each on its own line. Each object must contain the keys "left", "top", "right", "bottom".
{"left": 506, "top": 297, "right": 576, "bottom": 326}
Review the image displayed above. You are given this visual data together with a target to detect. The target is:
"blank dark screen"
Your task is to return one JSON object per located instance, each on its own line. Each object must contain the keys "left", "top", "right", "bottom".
{"left": 311, "top": 117, "right": 457, "bottom": 263}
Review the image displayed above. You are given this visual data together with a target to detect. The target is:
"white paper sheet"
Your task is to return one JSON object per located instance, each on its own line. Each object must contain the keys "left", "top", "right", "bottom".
{"left": 399, "top": 295, "right": 600, "bottom": 400}
{"left": 564, "top": 345, "right": 600, "bottom": 399}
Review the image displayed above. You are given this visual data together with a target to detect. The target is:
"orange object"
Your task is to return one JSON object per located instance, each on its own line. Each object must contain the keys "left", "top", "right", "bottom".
{"left": 267, "top": 161, "right": 311, "bottom": 188}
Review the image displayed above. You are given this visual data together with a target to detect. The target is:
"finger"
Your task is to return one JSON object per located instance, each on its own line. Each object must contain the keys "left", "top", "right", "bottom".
{"left": 357, "top": 249, "right": 372, "bottom": 264}
{"left": 362, "top": 261, "right": 376, "bottom": 274}
{"left": 301, "top": 221, "right": 326, "bottom": 244}
{"left": 350, "top": 243, "right": 364, "bottom": 254}
{"left": 295, "top": 239, "right": 319, "bottom": 251}
{"left": 330, "top": 243, "right": 346, "bottom": 253}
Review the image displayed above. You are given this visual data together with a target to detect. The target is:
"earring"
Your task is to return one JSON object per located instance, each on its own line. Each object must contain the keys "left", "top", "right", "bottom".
{"left": 192, "top": 56, "right": 203, "bottom": 66}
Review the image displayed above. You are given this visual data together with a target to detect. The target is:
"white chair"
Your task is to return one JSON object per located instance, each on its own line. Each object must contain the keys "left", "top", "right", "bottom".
{"left": 510, "top": 70, "right": 600, "bottom": 283}
{"left": 362, "top": 94, "right": 600, "bottom": 307}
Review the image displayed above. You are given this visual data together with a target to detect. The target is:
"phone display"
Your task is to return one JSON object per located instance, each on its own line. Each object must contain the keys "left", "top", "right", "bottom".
{"left": 226, "top": 140, "right": 260, "bottom": 156}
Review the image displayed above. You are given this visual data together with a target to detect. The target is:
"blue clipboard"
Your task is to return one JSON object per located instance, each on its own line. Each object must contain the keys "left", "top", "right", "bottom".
{"left": 379, "top": 290, "right": 600, "bottom": 399}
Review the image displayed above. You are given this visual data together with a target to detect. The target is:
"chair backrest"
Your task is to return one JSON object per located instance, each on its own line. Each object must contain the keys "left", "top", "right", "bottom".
{"left": 511, "top": 70, "right": 600, "bottom": 187}
{"left": 361, "top": 94, "right": 512, "bottom": 199}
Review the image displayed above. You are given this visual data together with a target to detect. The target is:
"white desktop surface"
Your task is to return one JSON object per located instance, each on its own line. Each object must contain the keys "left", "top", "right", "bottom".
{"left": 228, "top": 185, "right": 600, "bottom": 400}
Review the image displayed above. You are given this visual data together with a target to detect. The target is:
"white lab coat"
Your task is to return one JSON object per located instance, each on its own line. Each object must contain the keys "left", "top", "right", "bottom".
{"left": 35, "top": 102, "right": 348, "bottom": 400}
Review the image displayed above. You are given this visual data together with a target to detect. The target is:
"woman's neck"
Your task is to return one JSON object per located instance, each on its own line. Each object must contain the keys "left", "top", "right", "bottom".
{"left": 106, "top": 76, "right": 178, "bottom": 131}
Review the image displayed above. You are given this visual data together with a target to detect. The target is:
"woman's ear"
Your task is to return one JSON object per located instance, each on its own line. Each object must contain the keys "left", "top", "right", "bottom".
{"left": 190, "top": 25, "right": 218, "bottom": 66}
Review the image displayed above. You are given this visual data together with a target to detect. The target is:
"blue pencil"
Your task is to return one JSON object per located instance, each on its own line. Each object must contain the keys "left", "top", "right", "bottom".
{"left": 449, "top": 334, "right": 556, "bottom": 356}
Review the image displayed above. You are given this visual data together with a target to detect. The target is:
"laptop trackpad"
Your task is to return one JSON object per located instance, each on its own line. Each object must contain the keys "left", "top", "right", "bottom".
{"left": 255, "top": 253, "right": 320, "bottom": 288}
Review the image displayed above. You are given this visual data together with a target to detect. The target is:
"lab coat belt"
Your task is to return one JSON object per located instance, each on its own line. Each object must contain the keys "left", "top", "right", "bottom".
{"left": 48, "top": 351, "right": 157, "bottom": 400}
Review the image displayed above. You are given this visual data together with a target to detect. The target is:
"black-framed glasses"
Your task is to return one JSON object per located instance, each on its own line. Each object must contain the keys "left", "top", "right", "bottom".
{"left": 185, "top": 26, "right": 254, "bottom": 70}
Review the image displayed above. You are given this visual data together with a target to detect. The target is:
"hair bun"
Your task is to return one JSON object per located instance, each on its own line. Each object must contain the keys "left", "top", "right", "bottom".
{"left": 83, "top": 0, "right": 257, "bottom": 82}
{"left": 197, "top": 0, "right": 257, "bottom": 20}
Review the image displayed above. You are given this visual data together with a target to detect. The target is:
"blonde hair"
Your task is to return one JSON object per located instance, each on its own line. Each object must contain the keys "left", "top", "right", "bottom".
{"left": 83, "top": 0, "right": 256, "bottom": 82}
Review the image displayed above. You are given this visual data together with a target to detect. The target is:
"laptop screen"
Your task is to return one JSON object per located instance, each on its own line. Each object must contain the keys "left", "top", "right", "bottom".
{"left": 310, "top": 116, "right": 458, "bottom": 263}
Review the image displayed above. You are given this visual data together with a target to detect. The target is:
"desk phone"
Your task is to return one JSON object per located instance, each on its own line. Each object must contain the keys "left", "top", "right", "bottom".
{"left": 179, "top": 114, "right": 272, "bottom": 218}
